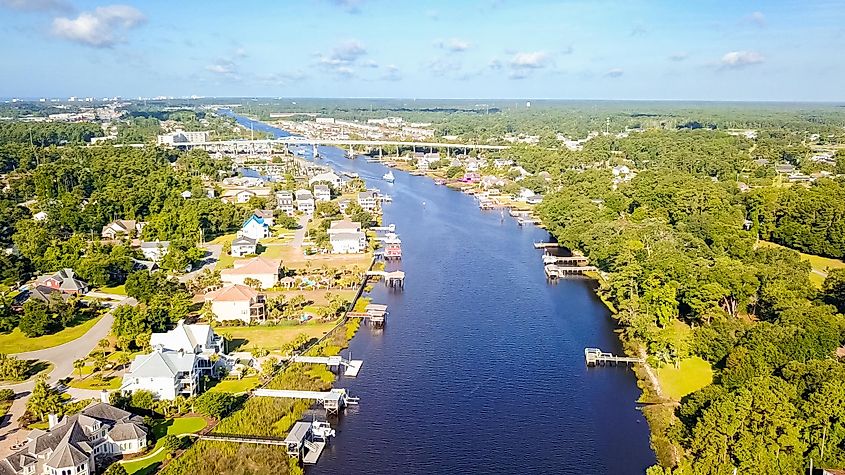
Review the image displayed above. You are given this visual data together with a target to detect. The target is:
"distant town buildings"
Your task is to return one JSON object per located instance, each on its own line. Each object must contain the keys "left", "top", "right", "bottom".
{"left": 156, "top": 130, "right": 210, "bottom": 146}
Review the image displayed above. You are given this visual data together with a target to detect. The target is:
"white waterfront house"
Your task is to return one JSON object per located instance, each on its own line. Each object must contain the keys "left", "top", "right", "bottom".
{"left": 308, "top": 171, "right": 342, "bottom": 188}
{"left": 204, "top": 284, "right": 266, "bottom": 324}
{"left": 240, "top": 214, "right": 271, "bottom": 241}
{"left": 149, "top": 320, "right": 224, "bottom": 356}
{"left": 295, "top": 189, "right": 315, "bottom": 214}
{"left": 231, "top": 235, "right": 257, "bottom": 257}
{"left": 220, "top": 256, "right": 280, "bottom": 289}
{"left": 121, "top": 348, "right": 201, "bottom": 400}
{"left": 327, "top": 219, "right": 367, "bottom": 254}
{"left": 313, "top": 184, "right": 331, "bottom": 202}
{"left": 276, "top": 190, "right": 295, "bottom": 215}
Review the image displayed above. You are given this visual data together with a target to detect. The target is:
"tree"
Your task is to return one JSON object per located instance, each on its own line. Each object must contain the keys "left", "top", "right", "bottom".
{"left": 27, "top": 376, "right": 61, "bottom": 421}
{"left": 160, "top": 434, "right": 182, "bottom": 455}
{"left": 0, "top": 354, "right": 30, "bottom": 381}
{"left": 115, "top": 352, "right": 131, "bottom": 370}
{"left": 823, "top": 269, "right": 845, "bottom": 314}
{"left": 130, "top": 389, "right": 156, "bottom": 412}
{"left": 98, "top": 338, "right": 110, "bottom": 356}
{"left": 193, "top": 391, "right": 241, "bottom": 419}
{"left": 103, "top": 463, "right": 129, "bottom": 475}
{"left": 73, "top": 358, "right": 86, "bottom": 378}
{"left": 243, "top": 277, "right": 261, "bottom": 290}
{"left": 260, "top": 357, "right": 278, "bottom": 378}
{"left": 19, "top": 300, "right": 56, "bottom": 337}
{"left": 315, "top": 201, "right": 340, "bottom": 218}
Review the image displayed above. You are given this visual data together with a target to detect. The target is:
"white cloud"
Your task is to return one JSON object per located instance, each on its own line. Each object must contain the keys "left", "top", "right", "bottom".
{"left": 720, "top": 50, "right": 764, "bottom": 69}
{"left": 317, "top": 39, "right": 368, "bottom": 77}
{"left": 328, "top": 0, "right": 363, "bottom": 14}
{"left": 746, "top": 11, "right": 766, "bottom": 27}
{"left": 51, "top": 4, "right": 145, "bottom": 48}
{"left": 605, "top": 68, "right": 624, "bottom": 78}
{"left": 206, "top": 62, "right": 234, "bottom": 75}
{"left": 509, "top": 51, "right": 549, "bottom": 69}
{"left": 668, "top": 52, "right": 689, "bottom": 62}
{"left": 234, "top": 47, "right": 248, "bottom": 59}
{"left": 436, "top": 37, "right": 471, "bottom": 52}
{"left": 381, "top": 65, "right": 401, "bottom": 81}
{"left": 0, "top": 0, "right": 71, "bottom": 12}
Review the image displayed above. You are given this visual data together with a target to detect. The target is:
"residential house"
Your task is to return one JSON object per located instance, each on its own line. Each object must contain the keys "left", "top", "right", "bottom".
{"left": 308, "top": 172, "right": 342, "bottom": 188}
{"left": 26, "top": 285, "right": 71, "bottom": 305}
{"left": 204, "top": 284, "right": 266, "bottom": 324}
{"left": 357, "top": 191, "right": 378, "bottom": 213}
{"left": 231, "top": 235, "right": 257, "bottom": 257}
{"left": 276, "top": 190, "right": 295, "bottom": 215}
{"left": 0, "top": 399, "right": 149, "bottom": 475}
{"left": 101, "top": 219, "right": 143, "bottom": 240}
{"left": 37, "top": 269, "right": 88, "bottom": 295}
{"left": 295, "top": 189, "right": 315, "bottom": 214}
{"left": 338, "top": 199, "right": 351, "bottom": 213}
{"left": 313, "top": 184, "right": 331, "bottom": 202}
{"left": 140, "top": 241, "right": 170, "bottom": 262}
{"left": 121, "top": 348, "right": 200, "bottom": 400}
{"left": 253, "top": 210, "right": 275, "bottom": 227}
{"left": 150, "top": 319, "right": 224, "bottom": 356}
{"left": 220, "top": 256, "right": 280, "bottom": 289}
{"left": 240, "top": 215, "right": 270, "bottom": 241}
{"left": 518, "top": 188, "right": 537, "bottom": 202}
{"left": 327, "top": 220, "right": 367, "bottom": 254}
{"left": 220, "top": 188, "right": 271, "bottom": 204}
{"left": 465, "top": 159, "right": 479, "bottom": 172}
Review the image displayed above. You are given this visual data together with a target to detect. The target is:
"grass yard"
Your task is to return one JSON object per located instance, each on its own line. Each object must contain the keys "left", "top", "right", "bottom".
{"left": 97, "top": 284, "right": 127, "bottom": 295}
{"left": 257, "top": 243, "right": 288, "bottom": 259}
{"left": 265, "top": 289, "right": 355, "bottom": 306}
{"left": 758, "top": 240, "right": 845, "bottom": 287}
{"left": 208, "top": 376, "right": 260, "bottom": 393}
{"left": 0, "top": 315, "right": 104, "bottom": 353}
{"left": 655, "top": 356, "right": 714, "bottom": 400}
{"left": 68, "top": 375, "right": 122, "bottom": 390}
{"left": 122, "top": 417, "right": 208, "bottom": 475}
{"left": 224, "top": 321, "right": 337, "bottom": 351}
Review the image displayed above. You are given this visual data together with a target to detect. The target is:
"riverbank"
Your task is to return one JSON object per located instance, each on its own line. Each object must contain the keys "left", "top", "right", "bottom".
{"left": 224, "top": 112, "right": 654, "bottom": 474}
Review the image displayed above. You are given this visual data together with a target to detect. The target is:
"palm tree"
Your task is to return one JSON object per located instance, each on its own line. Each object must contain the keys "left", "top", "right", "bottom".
{"left": 73, "top": 359, "right": 86, "bottom": 379}
{"left": 98, "top": 338, "right": 110, "bottom": 356}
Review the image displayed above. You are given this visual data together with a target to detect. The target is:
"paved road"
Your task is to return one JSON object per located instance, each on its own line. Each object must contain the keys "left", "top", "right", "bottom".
{"left": 292, "top": 214, "right": 310, "bottom": 249}
{"left": 179, "top": 244, "right": 222, "bottom": 283}
{"left": 0, "top": 297, "right": 137, "bottom": 456}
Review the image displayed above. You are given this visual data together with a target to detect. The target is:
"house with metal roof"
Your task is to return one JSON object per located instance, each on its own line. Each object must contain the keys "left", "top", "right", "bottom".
{"left": 231, "top": 235, "right": 257, "bottom": 257}
{"left": 0, "top": 399, "right": 147, "bottom": 475}
{"left": 150, "top": 319, "right": 224, "bottom": 356}
{"left": 240, "top": 215, "right": 270, "bottom": 241}
{"left": 120, "top": 348, "right": 201, "bottom": 400}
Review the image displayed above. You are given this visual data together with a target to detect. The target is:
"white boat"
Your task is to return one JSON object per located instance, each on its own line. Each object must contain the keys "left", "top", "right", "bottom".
{"left": 342, "top": 171, "right": 359, "bottom": 178}
{"left": 311, "top": 421, "right": 336, "bottom": 440}
{"left": 346, "top": 147, "right": 355, "bottom": 159}
{"left": 383, "top": 171, "right": 395, "bottom": 182}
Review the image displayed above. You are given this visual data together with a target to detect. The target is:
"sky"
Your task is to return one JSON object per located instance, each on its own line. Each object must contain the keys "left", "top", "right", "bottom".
{"left": 1, "top": 0, "right": 844, "bottom": 101}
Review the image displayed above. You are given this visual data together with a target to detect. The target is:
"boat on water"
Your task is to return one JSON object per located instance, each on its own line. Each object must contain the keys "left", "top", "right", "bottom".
{"left": 383, "top": 171, "right": 395, "bottom": 182}
{"left": 312, "top": 144, "right": 320, "bottom": 159}
{"left": 342, "top": 171, "right": 359, "bottom": 178}
{"left": 346, "top": 147, "right": 355, "bottom": 159}
{"left": 434, "top": 178, "right": 447, "bottom": 185}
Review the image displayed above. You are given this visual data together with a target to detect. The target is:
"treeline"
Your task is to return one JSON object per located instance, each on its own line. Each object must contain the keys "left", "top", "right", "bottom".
{"left": 0, "top": 145, "right": 246, "bottom": 285}
{"left": 747, "top": 180, "right": 845, "bottom": 258}
{"left": 531, "top": 148, "right": 845, "bottom": 472}
{"left": 0, "top": 122, "right": 103, "bottom": 147}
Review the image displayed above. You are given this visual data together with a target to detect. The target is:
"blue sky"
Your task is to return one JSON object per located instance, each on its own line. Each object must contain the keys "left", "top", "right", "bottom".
{"left": 1, "top": 0, "right": 844, "bottom": 101}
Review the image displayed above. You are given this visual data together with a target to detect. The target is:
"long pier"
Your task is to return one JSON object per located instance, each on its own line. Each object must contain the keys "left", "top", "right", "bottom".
{"left": 288, "top": 355, "right": 363, "bottom": 377}
{"left": 542, "top": 255, "right": 589, "bottom": 265}
{"left": 197, "top": 433, "right": 287, "bottom": 446}
{"left": 252, "top": 388, "right": 358, "bottom": 414}
{"left": 584, "top": 348, "right": 644, "bottom": 366}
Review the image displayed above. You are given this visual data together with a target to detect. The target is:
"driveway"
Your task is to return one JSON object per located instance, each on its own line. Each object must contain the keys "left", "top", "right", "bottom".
{"left": 292, "top": 214, "right": 310, "bottom": 249}
{"left": 179, "top": 244, "right": 222, "bottom": 283}
{"left": 0, "top": 297, "right": 137, "bottom": 456}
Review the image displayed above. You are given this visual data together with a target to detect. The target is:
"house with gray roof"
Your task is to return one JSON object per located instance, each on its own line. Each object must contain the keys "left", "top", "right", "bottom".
{"left": 231, "top": 235, "right": 257, "bottom": 257}
{"left": 120, "top": 348, "right": 200, "bottom": 400}
{"left": 37, "top": 269, "right": 88, "bottom": 296}
{"left": 0, "top": 399, "right": 147, "bottom": 475}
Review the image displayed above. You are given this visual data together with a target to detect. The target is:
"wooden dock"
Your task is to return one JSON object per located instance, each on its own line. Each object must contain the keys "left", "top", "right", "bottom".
{"left": 542, "top": 255, "right": 589, "bottom": 265}
{"left": 545, "top": 264, "right": 598, "bottom": 278}
{"left": 198, "top": 433, "right": 286, "bottom": 446}
{"left": 533, "top": 242, "right": 559, "bottom": 249}
{"left": 584, "top": 348, "right": 643, "bottom": 366}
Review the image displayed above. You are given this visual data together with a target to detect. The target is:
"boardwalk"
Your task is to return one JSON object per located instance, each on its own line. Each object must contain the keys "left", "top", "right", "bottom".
{"left": 584, "top": 348, "right": 643, "bottom": 366}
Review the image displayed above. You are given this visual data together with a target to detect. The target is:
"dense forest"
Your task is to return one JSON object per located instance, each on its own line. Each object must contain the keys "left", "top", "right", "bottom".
{"left": 522, "top": 128, "right": 845, "bottom": 473}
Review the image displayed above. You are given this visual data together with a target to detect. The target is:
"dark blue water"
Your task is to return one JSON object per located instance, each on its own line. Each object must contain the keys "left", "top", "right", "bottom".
{"left": 224, "top": 111, "right": 655, "bottom": 474}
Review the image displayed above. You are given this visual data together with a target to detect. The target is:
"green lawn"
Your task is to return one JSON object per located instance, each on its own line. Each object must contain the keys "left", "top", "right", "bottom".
{"left": 0, "top": 315, "right": 104, "bottom": 353}
{"left": 208, "top": 376, "right": 259, "bottom": 393}
{"left": 758, "top": 240, "right": 845, "bottom": 287}
{"left": 122, "top": 417, "right": 208, "bottom": 475}
{"left": 97, "top": 284, "right": 127, "bottom": 295}
{"left": 68, "top": 375, "right": 122, "bottom": 390}
{"left": 655, "top": 356, "right": 714, "bottom": 400}
{"left": 224, "top": 321, "right": 337, "bottom": 351}
{"left": 257, "top": 243, "right": 288, "bottom": 259}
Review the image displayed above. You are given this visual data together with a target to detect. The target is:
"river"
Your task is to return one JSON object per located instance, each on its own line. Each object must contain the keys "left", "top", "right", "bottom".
{"left": 222, "top": 111, "right": 655, "bottom": 474}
